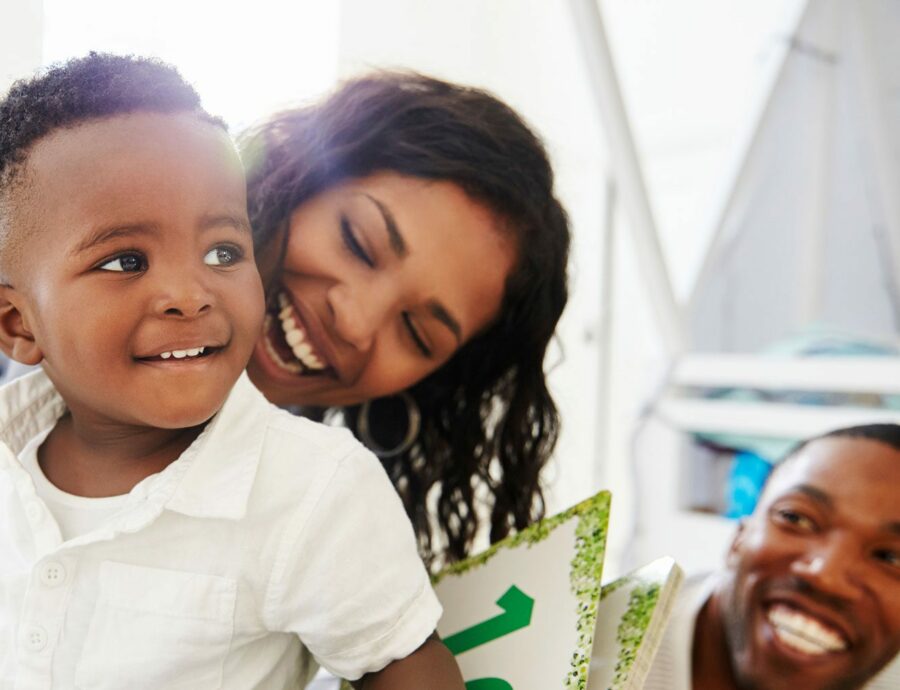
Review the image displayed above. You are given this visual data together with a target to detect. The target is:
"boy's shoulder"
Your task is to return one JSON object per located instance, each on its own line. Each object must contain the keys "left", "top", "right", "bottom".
{"left": 264, "top": 405, "right": 361, "bottom": 461}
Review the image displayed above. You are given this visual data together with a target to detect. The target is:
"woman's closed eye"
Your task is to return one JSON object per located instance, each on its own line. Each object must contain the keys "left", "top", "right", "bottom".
{"left": 403, "top": 312, "right": 433, "bottom": 357}
{"left": 340, "top": 215, "right": 375, "bottom": 268}
{"left": 98, "top": 252, "right": 147, "bottom": 273}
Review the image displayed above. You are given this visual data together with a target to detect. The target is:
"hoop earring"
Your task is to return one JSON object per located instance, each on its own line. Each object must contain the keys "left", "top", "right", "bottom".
{"left": 357, "top": 391, "right": 421, "bottom": 458}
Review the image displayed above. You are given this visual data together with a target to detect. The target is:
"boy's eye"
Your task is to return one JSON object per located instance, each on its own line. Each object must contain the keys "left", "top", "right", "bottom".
{"left": 98, "top": 253, "right": 146, "bottom": 273}
{"left": 204, "top": 245, "right": 242, "bottom": 266}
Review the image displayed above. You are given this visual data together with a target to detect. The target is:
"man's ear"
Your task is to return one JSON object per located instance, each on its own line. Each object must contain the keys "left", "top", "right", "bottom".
{"left": 0, "top": 286, "right": 42, "bottom": 365}
{"left": 725, "top": 518, "right": 748, "bottom": 568}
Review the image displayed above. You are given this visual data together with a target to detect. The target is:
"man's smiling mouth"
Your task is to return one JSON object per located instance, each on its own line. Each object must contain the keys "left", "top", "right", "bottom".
{"left": 767, "top": 603, "right": 849, "bottom": 656}
{"left": 263, "top": 292, "right": 331, "bottom": 376}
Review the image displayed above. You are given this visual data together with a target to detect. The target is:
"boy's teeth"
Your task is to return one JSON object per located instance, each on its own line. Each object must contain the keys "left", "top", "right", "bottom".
{"left": 158, "top": 347, "right": 205, "bottom": 360}
{"left": 767, "top": 605, "right": 847, "bottom": 654}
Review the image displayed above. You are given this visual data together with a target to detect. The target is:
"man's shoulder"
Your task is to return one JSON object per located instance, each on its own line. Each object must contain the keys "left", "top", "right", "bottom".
{"left": 643, "top": 572, "right": 717, "bottom": 690}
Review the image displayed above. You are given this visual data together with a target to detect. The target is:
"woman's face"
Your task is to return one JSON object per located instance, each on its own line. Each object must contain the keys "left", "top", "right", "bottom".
{"left": 247, "top": 172, "right": 517, "bottom": 407}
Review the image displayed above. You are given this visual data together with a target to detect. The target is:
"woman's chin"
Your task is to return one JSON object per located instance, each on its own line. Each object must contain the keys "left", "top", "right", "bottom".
{"left": 247, "top": 340, "right": 353, "bottom": 408}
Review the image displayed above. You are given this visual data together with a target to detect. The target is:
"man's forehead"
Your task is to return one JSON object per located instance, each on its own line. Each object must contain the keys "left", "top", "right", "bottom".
{"left": 759, "top": 436, "right": 900, "bottom": 520}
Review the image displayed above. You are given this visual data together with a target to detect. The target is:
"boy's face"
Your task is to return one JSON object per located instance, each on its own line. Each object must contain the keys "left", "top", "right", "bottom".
{"left": 4, "top": 112, "right": 264, "bottom": 430}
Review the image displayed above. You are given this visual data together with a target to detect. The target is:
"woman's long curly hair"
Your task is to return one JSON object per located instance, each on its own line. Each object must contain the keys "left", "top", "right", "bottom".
{"left": 242, "top": 72, "right": 570, "bottom": 571}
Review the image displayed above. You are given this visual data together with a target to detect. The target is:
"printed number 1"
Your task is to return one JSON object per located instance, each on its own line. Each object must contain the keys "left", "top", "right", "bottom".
{"left": 465, "top": 680, "right": 513, "bottom": 690}
{"left": 444, "top": 585, "right": 535, "bottom": 655}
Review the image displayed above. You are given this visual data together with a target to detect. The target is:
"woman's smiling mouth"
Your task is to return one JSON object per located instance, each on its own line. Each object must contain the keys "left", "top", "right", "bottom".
{"left": 262, "top": 291, "right": 332, "bottom": 376}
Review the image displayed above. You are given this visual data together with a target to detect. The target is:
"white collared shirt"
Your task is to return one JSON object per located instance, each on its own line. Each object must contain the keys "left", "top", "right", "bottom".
{"left": 0, "top": 369, "right": 441, "bottom": 690}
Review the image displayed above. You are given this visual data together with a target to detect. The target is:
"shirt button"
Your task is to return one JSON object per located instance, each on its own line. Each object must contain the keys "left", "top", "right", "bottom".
{"left": 24, "top": 625, "right": 48, "bottom": 651}
{"left": 39, "top": 561, "right": 67, "bottom": 587}
{"left": 25, "top": 501, "right": 44, "bottom": 524}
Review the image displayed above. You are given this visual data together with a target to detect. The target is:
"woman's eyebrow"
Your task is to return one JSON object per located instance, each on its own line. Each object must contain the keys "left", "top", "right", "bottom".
{"left": 428, "top": 300, "right": 462, "bottom": 344}
{"left": 364, "top": 194, "right": 408, "bottom": 258}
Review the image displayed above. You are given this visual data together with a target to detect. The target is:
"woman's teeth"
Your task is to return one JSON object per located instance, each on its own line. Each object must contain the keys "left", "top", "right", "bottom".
{"left": 767, "top": 604, "right": 847, "bottom": 655}
{"left": 276, "top": 293, "right": 325, "bottom": 371}
{"left": 159, "top": 347, "right": 205, "bottom": 360}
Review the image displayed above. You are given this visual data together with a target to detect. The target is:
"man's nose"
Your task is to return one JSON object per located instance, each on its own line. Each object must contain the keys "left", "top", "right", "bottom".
{"left": 327, "top": 282, "right": 392, "bottom": 352}
{"left": 790, "top": 533, "right": 862, "bottom": 600}
{"left": 151, "top": 267, "right": 214, "bottom": 319}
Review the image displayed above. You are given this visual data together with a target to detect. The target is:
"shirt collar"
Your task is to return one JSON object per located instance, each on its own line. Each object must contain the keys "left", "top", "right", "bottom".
{"left": 0, "top": 368, "right": 272, "bottom": 522}
{"left": 162, "top": 372, "right": 271, "bottom": 521}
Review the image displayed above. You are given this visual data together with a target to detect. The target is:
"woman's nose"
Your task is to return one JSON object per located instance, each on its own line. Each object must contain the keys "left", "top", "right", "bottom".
{"left": 327, "top": 282, "right": 391, "bottom": 352}
{"left": 790, "top": 533, "right": 862, "bottom": 600}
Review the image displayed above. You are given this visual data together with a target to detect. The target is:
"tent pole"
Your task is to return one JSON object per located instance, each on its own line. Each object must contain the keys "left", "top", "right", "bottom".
{"left": 686, "top": 0, "right": 812, "bottom": 313}
{"left": 567, "top": 0, "right": 684, "bottom": 357}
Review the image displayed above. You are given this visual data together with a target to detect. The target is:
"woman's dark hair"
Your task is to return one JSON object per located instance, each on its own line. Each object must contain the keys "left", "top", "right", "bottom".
{"left": 242, "top": 71, "right": 570, "bottom": 570}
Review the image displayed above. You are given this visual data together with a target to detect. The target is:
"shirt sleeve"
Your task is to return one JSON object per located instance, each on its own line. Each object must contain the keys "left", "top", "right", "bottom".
{"left": 263, "top": 443, "right": 442, "bottom": 681}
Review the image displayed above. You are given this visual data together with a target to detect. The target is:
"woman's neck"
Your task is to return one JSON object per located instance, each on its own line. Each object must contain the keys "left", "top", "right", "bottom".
{"left": 37, "top": 412, "right": 204, "bottom": 498}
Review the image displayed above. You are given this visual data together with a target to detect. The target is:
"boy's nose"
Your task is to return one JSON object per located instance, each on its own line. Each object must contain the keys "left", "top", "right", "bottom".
{"left": 152, "top": 272, "right": 214, "bottom": 319}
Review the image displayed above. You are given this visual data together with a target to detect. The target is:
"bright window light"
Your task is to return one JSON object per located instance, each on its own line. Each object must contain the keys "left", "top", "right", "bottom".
{"left": 42, "top": 0, "right": 339, "bottom": 130}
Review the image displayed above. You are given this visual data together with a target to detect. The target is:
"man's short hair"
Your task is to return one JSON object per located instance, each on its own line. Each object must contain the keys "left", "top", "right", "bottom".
{"left": 763, "top": 422, "right": 900, "bottom": 492}
{"left": 785, "top": 422, "right": 900, "bottom": 459}
{"left": 0, "top": 53, "right": 222, "bottom": 281}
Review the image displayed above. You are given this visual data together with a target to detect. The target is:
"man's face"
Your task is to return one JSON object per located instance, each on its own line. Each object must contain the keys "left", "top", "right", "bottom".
{"left": 720, "top": 437, "right": 900, "bottom": 690}
{"left": 6, "top": 112, "right": 264, "bottom": 431}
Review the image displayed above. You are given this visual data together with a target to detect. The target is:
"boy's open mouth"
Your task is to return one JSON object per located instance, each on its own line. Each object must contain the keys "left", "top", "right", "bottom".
{"left": 263, "top": 292, "right": 333, "bottom": 377}
{"left": 137, "top": 346, "right": 221, "bottom": 362}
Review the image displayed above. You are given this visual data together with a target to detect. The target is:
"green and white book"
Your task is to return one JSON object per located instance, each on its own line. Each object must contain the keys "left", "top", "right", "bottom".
{"left": 337, "top": 491, "right": 680, "bottom": 689}
{"left": 588, "top": 557, "right": 684, "bottom": 690}
{"left": 432, "top": 492, "right": 682, "bottom": 690}
{"left": 433, "top": 491, "right": 610, "bottom": 690}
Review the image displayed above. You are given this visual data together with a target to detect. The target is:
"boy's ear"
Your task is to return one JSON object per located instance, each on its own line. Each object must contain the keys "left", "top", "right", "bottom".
{"left": 0, "top": 286, "right": 43, "bottom": 365}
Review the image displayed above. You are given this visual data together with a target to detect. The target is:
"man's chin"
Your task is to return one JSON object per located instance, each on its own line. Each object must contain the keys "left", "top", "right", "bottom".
{"left": 739, "top": 610, "right": 866, "bottom": 690}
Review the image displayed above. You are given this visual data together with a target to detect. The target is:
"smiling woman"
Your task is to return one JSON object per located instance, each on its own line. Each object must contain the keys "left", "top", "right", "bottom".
{"left": 242, "top": 72, "right": 571, "bottom": 569}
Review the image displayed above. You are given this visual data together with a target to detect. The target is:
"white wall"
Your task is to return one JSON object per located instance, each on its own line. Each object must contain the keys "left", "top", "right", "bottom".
{"left": 1, "top": 0, "right": 42, "bottom": 94}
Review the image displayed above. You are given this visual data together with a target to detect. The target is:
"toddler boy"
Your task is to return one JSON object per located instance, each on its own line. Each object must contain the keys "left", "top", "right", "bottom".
{"left": 0, "top": 54, "right": 461, "bottom": 689}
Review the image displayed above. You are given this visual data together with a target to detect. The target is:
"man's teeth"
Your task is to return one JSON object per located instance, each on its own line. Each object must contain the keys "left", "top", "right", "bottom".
{"left": 159, "top": 346, "right": 205, "bottom": 360}
{"left": 276, "top": 293, "right": 325, "bottom": 370}
{"left": 768, "top": 604, "right": 847, "bottom": 655}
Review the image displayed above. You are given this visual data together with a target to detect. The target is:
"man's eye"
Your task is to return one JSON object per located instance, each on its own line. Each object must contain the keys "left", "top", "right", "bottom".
{"left": 773, "top": 508, "right": 816, "bottom": 532}
{"left": 98, "top": 253, "right": 146, "bottom": 272}
{"left": 873, "top": 548, "right": 900, "bottom": 569}
{"left": 204, "top": 245, "right": 242, "bottom": 266}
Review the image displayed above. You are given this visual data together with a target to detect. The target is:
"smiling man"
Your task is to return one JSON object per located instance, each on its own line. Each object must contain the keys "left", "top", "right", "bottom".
{"left": 646, "top": 424, "right": 900, "bottom": 690}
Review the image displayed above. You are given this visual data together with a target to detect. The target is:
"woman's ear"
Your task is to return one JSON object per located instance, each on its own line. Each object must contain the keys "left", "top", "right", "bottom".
{"left": 0, "top": 286, "right": 43, "bottom": 365}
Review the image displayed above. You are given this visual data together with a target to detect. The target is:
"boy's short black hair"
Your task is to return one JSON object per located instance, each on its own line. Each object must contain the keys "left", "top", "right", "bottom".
{"left": 0, "top": 53, "right": 223, "bottom": 280}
